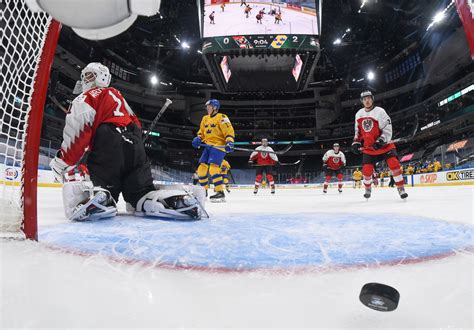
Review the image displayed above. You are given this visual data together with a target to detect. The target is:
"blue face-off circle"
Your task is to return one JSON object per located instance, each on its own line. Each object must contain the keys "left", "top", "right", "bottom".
{"left": 39, "top": 213, "right": 474, "bottom": 271}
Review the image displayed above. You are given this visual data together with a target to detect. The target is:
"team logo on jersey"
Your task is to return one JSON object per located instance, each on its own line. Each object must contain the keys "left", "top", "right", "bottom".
{"left": 333, "top": 157, "right": 340, "bottom": 163}
{"left": 221, "top": 116, "right": 230, "bottom": 124}
{"left": 362, "top": 119, "right": 374, "bottom": 132}
{"left": 261, "top": 152, "right": 268, "bottom": 158}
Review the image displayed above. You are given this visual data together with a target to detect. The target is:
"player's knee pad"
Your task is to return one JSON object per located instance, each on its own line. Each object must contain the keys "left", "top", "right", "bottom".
{"left": 266, "top": 173, "right": 274, "bottom": 182}
{"left": 135, "top": 187, "right": 206, "bottom": 220}
{"left": 256, "top": 174, "right": 263, "bottom": 183}
{"left": 325, "top": 175, "right": 332, "bottom": 183}
{"left": 208, "top": 163, "right": 221, "bottom": 176}
{"left": 337, "top": 173, "right": 343, "bottom": 181}
{"left": 362, "top": 164, "right": 374, "bottom": 177}
{"left": 387, "top": 157, "right": 401, "bottom": 173}
{"left": 197, "top": 163, "right": 209, "bottom": 177}
{"left": 62, "top": 181, "right": 117, "bottom": 222}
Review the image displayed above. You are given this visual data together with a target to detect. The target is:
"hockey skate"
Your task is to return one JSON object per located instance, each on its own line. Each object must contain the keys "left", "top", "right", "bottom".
{"left": 397, "top": 186, "right": 408, "bottom": 199}
{"left": 225, "top": 184, "right": 231, "bottom": 193}
{"left": 338, "top": 188, "right": 343, "bottom": 193}
{"left": 323, "top": 188, "right": 327, "bottom": 194}
{"left": 253, "top": 185, "right": 258, "bottom": 194}
{"left": 363, "top": 187, "right": 372, "bottom": 199}
{"left": 271, "top": 185, "right": 275, "bottom": 194}
{"left": 210, "top": 191, "right": 226, "bottom": 203}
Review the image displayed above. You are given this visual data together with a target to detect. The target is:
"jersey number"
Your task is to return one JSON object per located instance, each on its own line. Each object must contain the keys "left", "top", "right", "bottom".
{"left": 109, "top": 91, "right": 124, "bottom": 117}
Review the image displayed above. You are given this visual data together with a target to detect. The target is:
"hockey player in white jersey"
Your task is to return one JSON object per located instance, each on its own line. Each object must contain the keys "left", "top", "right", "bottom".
{"left": 322, "top": 143, "right": 346, "bottom": 193}
{"left": 352, "top": 90, "right": 408, "bottom": 199}
{"left": 249, "top": 138, "right": 278, "bottom": 194}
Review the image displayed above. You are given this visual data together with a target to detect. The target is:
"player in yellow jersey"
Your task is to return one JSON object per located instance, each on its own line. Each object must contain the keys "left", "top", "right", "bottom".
{"left": 220, "top": 159, "right": 232, "bottom": 193}
{"left": 192, "top": 99, "right": 235, "bottom": 202}
{"left": 352, "top": 168, "right": 363, "bottom": 188}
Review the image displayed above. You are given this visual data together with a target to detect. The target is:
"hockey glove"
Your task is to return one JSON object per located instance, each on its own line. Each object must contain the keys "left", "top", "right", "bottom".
{"left": 322, "top": 163, "right": 328, "bottom": 170}
{"left": 225, "top": 141, "right": 234, "bottom": 153}
{"left": 352, "top": 142, "right": 362, "bottom": 154}
{"left": 50, "top": 151, "right": 69, "bottom": 183}
{"left": 373, "top": 138, "right": 385, "bottom": 150}
{"left": 192, "top": 137, "right": 202, "bottom": 149}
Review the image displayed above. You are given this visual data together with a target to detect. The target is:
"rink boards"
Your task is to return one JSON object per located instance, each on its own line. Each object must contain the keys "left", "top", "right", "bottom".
{"left": 1, "top": 164, "right": 473, "bottom": 188}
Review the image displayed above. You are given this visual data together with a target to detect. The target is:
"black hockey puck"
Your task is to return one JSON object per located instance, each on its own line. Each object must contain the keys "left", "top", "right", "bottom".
{"left": 359, "top": 283, "right": 400, "bottom": 312}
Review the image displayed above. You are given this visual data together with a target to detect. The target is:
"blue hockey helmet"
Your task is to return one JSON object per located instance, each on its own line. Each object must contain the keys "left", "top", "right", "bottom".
{"left": 205, "top": 99, "right": 220, "bottom": 110}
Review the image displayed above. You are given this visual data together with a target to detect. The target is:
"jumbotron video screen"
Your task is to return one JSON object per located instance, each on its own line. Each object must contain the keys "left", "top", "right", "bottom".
{"left": 203, "top": 0, "right": 320, "bottom": 38}
{"left": 199, "top": 0, "right": 322, "bottom": 91}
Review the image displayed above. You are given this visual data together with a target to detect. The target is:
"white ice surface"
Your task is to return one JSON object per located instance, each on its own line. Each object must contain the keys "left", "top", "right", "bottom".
{"left": 1, "top": 185, "right": 473, "bottom": 328}
{"left": 204, "top": 3, "right": 318, "bottom": 37}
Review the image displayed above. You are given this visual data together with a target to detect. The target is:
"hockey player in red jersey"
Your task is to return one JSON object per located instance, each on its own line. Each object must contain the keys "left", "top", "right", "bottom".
{"left": 352, "top": 90, "right": 408, "bottom": 199}
{"left": 249, "top": 138, "right": 278, "bottom": 194}
{"left": 50, "top": 62, "right": 206, "bottom": 221}
{"left": 322, "top": 143, "right": 346, "bottom": 193}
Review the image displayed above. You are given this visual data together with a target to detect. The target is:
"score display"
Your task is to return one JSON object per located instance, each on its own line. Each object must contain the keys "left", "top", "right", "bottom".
{"left": 202, "top": 34, "right": 319, "bottom": 53}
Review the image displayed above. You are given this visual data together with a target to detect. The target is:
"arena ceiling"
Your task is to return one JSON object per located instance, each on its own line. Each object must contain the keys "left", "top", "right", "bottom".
{"left": 57, "top": 0, "right": 462, "bottom": 95}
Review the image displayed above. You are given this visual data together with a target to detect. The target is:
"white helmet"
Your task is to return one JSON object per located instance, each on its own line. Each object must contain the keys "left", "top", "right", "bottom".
{"left": 360, "top": 90, "right": 374, "bottom": 102}
{"left": 80, "top": 62, "right": 111, "bottom": 92}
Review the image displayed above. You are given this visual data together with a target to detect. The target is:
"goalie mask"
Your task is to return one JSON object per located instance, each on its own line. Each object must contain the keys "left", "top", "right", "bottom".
{"left": 80, "top": 62, "right": 111, "bottom": 92}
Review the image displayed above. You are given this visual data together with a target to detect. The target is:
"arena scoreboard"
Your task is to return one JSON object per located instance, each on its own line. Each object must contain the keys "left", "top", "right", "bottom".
{"left": 202, "top": 34, "right": 319, "bottom": 53}
{"left": 198, "top": 0, "right": 322, "bottom": 93}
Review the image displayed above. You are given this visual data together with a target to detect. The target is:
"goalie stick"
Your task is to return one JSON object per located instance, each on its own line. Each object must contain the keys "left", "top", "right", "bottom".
{"left": 143, "top": 98, "right": 173, "bottom": 143}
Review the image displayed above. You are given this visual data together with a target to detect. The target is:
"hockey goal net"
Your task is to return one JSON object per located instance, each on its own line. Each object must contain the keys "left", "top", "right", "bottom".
{"left": 0, "top": 0, "right": 60, "bottom": 239}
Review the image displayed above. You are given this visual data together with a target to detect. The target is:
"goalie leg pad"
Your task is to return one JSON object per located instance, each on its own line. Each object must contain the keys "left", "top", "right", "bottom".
{"left": 135, "top": 188, "right": 206, "bottom": 220}
{"left": 62, "top": 181, "right": 117, "bottom": 221}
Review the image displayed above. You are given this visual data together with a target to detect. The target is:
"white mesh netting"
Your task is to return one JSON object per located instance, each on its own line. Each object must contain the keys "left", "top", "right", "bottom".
{"left": 0, "top": 0, "right": 52, "bottom": 235}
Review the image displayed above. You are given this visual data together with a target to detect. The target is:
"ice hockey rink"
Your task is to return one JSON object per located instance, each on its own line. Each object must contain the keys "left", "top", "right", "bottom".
{"left": 204, "top": 3, "right": 319, "bottom": 37}
{"left": 1, "top": 184, "right": 472, "bottom": 328}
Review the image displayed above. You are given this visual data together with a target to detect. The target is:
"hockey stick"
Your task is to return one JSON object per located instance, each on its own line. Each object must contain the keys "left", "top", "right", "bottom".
{"left": 355, "top": 114, "right": 419, "bottom": 152}
{"left": 250, "top": 160, "right": 301, "bottom": 167}
{"left": 228, "top": 170, "right": 236, "bottom": 184}
{"left": 234, "top": 143, "right": 294, "bottom": 155}
{"left": 143, "top": 98, "right": 173, "bottom": 143}
{"left": 199, "top": 143, "right": 293, "bottom": 155}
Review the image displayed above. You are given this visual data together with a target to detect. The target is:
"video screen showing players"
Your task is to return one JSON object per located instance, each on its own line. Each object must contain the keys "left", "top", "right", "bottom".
{"left": 203, "top": 0, "right": 320, "bottom": 38}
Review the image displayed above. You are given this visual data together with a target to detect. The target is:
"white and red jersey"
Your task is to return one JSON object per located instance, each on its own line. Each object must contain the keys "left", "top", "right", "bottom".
{"left": 60, "top": 87, "right": 141, "bottom": 166}
{"left": 354, "top": 106, "right": 395, "bottom": 156}
{"left": 250, "top": 146, "right": 278, "bottom": 165}
{"left": 322, "top": 150, "right": 346, "bottom": 170}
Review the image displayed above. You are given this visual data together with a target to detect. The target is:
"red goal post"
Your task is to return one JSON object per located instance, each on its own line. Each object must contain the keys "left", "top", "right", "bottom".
{"left": 0, "top": 0, "right": 61, "bottom": 240}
